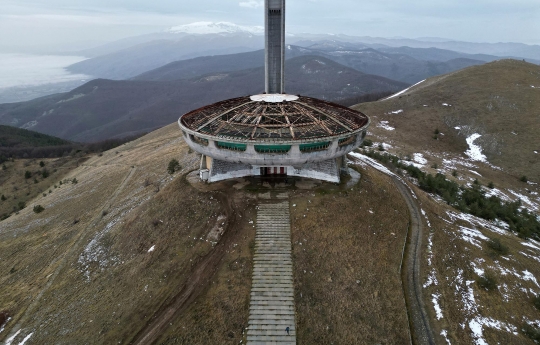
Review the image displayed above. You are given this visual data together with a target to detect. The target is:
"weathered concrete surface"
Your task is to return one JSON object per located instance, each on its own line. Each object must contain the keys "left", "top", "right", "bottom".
{"left": 247, "top": 193, "right": 296, "bottom": 345}
{"left": 207, "top": 158, "right": 340, "bottom": 183}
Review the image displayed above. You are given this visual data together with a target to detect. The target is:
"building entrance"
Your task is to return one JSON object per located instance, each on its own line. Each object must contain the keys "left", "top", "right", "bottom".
{"left": 260, "top": 167, "right": 287, "bottom": 176}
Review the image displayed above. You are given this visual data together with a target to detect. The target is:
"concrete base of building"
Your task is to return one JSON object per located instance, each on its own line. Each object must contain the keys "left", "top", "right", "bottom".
{"left": 200, "top": 154, "right": 347, "bottom": 183}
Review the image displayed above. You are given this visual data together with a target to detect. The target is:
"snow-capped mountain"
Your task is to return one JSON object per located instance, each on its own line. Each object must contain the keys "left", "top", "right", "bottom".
{"left": 166, "top": 22, "right": 264, "bottom": 35}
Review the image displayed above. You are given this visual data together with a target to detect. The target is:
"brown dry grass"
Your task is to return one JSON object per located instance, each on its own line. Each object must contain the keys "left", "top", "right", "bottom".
{"left": 416, "top": 184, "right": 540, "bottom": 344}
{"left": 354, "top": 59, "right": 540, "bottom": 181}
{"left": 348, "top": 59, "right": 540, "bottom": 343}
{"left": 8, "top": 118, "right": 537, "bottom": 344}
{"left": 290, "top": 167, "right": 410, "bottom": 344}
{"left": 0, "top": 155, "right": 82, "bottom": 218}
{"left": 0, "top": 124, "right": 214, "bottom": 343}
{"left": 156, "top": 191, "right": 257, "bottom": 344}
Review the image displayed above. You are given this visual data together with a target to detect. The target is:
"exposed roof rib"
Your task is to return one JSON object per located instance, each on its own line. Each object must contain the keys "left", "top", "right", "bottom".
{"left": 181, "top": 95, "right": 368, "bottom": 141}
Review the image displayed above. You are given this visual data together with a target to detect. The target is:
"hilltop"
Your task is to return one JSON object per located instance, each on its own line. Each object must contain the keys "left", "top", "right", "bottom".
{"left": 350, "top": 59, "right": 540, "bottom": 344}
{"left": 354, "top": 59, "right": 540, "bottom": 179}
{"left": 0, "top": 124, "right": 413, "bottom": 344}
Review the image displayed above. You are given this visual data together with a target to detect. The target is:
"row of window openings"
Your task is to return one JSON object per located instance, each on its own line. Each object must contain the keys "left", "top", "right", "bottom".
{"left": 190, "top": 135, "right": 357, "bottom": 153}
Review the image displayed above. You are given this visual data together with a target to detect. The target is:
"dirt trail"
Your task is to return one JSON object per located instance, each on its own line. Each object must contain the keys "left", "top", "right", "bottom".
{"left": 129, "top": 191, "right": 243, "bottom": 345}
{"left": 393, "top": 178, "right": 436, "bottom": 345}
{"left": 2, "top": 167, "right": 137, "bottom": 342}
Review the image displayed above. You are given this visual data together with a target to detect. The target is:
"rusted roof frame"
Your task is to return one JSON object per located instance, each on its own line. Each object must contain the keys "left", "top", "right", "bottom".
{"left": 196, "top": 101, "right": 257, "bottom": 132}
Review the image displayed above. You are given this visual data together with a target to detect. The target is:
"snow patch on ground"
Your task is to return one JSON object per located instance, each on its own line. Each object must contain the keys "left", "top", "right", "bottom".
{"left": 18, "top": 333, "right": 34, "bottom": 345}
{"left": 147, "top": 245, "right": 155, "bottom": 253}
{"left": 4, "top": 329, "right": 33, "bottom": 345}
{"left": 522, "top": 270, "right": 540, "bottom": 288}
{"left": 349, "top": 152, "right": 396, "bottom": 177}
{"left": 508, "top": 189, "right": 539, "bottom": 211}
{"left": 471, "top": 260, "right": 486, "bottom": 276}
{"left": 442, "top": 158, "right": 476, "bottom": 170}
{"left": 413, "top": 153, "right": 427, "bottom": 165}
{"left": 462, "top": 280, "right": 477, "bottom": 313}
{"left": 377, "top": 121, "right": 395, "bottom": 131}
{"left": 400, "top": 152, "right": 427, "bottom": 169}
{"left": 441, "top": 330, "right": 451, "bottom": 344}
{"left": 520, "top": 251, "right": 540, "bottom": 263}
{"left": 465, "top": 134, "right": 487, "bottom": 162}
{"left": 446, "top": 210, "right": 508, "bottom": 236}
{"left": 78, "top": 193, "right": 151, "bottom": 282}
{"left": 456, "top": 276, "right": 518, "bottom": 344}
{"left": 522, "top": 239, "right": 540, "bottom": 251}
{"left": 432, "top": 293, "right": 444, "bottom": 320}
{"left": 4, "top": 329, "right": 21, "bottom": 345}
{"left": 386, "top": 109, "right": 403, "bottom": 114}
{"left": 421, "top": 208, "right": 431, "bottom": 227}
{"left": 485, "top": 188, "right": 512, "bottom": 203}
{"left": 0, "top": 317, "right": 11, "bottom": 334}
{"left": 442, "top": 103, "right": 452, "bottom": 107}
{"left": 424, "top": 227, "right": 438, "bottom": 288}
{"left": 469, "top": 317, "right": 517, "bottom": 345}
{"left": 459, "top": 225, "right": 489, "bottom": 248}
{"left": 384, "top": 79, "right": 425, "bottom": 100}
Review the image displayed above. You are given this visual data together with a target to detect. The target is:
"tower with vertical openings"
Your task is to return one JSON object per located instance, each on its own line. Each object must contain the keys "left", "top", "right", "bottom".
{"left": 178, "top": 0, "right": 370, "bottom": 183}
{"left": 265, "top": 0, "right": 285, "bottom": 94}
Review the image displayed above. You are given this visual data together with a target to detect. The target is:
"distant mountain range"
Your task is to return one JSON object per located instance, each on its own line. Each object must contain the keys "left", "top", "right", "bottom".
{"left": 0, "top": 55, "right": 407, "bottom": 142}
{"left": 67, "top": 33, "right": 265, "bottom": 80}
{"left": 0, "top": 22, "right": 538, "bottom": 105}
{"left": 66, "top": 27, "right": 540, "bottom": 82}
{"left": 132, "top": 45, "right": 487, "bottom": 85}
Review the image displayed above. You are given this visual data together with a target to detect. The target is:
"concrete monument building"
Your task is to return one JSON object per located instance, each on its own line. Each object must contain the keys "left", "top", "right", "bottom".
{"left": 178, "top": 0, "right": 370, "bottom": 183}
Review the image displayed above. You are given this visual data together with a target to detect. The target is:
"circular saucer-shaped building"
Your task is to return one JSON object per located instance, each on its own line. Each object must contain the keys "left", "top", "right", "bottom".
{"left": 179, "top": 94, "right": 369, "bottom": 182}
{"left": 178, "top": 0, "right": 370, "bottom": 183}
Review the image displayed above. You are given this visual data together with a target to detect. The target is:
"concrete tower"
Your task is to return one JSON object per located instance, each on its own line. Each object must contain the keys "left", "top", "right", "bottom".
{"left": 265, "top": 0, "right": 286, "bottom": 94}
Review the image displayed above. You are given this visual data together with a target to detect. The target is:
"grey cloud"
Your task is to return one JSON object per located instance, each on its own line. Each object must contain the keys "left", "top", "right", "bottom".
{"left": 1, "top": 0, "right": 539, "bottom": 51}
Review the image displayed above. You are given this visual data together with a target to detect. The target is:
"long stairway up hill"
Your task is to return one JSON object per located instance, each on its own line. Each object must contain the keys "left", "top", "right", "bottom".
{"left": 247, "top": 193, "right": 297, "bottom": 345}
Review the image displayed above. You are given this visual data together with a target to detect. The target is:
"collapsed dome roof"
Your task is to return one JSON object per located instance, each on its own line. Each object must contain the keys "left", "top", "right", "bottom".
{"left": 180, "top": 94, "right": 369, "bottom": 142}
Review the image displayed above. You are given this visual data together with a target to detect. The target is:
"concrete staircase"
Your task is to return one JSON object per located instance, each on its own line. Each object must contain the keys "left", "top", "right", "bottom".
{"left": 247, "top": 193, "right": 296, "bottom": 345}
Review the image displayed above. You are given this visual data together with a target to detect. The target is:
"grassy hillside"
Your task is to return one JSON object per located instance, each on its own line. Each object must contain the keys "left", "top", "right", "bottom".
{"left": 354, "top": 59, "right": 540, "bottom": 180}
{"left": 348, "top": 58, "right": 540, "bottom": 344}
{"left": 0, "top": 125, "right": 70, "bottom": 148}
{"left": 1, "top": 119, "right": 539, "bottom": 344}
{"left": 0, "top": 55, "right": 406, "bottom": 143}
{"left": 0, "top": 124, "right": 412, "bottom": 344}
{"left": 2, "top": 59, "right": 538, "bottom": 344}
{"left": 350, "top": 149, "right": 540, "bottom": 344}
{"left": 0, "top": 156, "right": 84, "bottom": 221}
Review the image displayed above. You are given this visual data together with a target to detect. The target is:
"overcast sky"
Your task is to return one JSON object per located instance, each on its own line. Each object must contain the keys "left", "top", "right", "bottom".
{"left": 2, "top": 0, "right": 539, "bottom": 52}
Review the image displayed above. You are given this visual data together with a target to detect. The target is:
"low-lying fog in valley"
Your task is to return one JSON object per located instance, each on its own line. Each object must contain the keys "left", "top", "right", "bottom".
{"left": 0, "top": 54, "right": 92, "bottom": 103}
